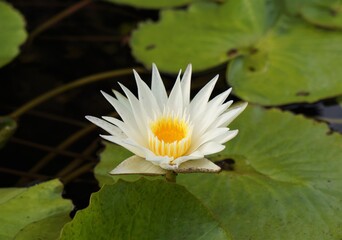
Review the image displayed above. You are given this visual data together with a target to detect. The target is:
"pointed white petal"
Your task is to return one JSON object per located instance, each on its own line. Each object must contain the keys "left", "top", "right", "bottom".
{"left": 167, "top": 73, "right": 183, "bottom": 112}
{"left": 170, "top": 151, "right": 204, "bottom": 167}
{"left": 190, "top": 128, "right": 229, "bottom": 152}
{"left": 100, "top": 91, "right": 137, "bottom": 130}
{"left": 100, "top": 135, "right": 147, "bottom": 157}
{"left": 196, "top": 142, "right": 226, "bottom": 156}
{"left": 175, "top": 158, "right": 221, "bottom": 173}
{"left": 118, "top": 83, "right": 149, "bottom": 138}
{"left": 191, "top": 97, "right": 232, "bottom": 139}
{"left": 133, "top": 69, "right": 161, "bottom": 116}
{"left": 181, "top": 64, "right": 192, "bottom": 106}
{"left": 151, "top": 63, "right": 168, "bottom": 108}
{"left": 213, "top": 102, "right": 248, "bottom": 128}
{"left": 110, "top": 155, "right": 167, "bottom": 175}
{"left": 215, "top": 129, "right": 238, "bottom": 144}
{"left": 145, "top": 151, "right": 173, "bottom": 166}
{"left": 102, "top": 116, "right": 144, "bottom": 145}
{"left": 85, "top": 116, "right": 125, "bottom": 137}
{"left": 112, "top": 90, "right": 130, "bottom": 109}
{"left": 189, "top": 75, "right": 219, "bottom": 120}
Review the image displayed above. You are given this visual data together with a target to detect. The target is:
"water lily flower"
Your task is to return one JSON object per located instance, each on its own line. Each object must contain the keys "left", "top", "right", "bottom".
{"left": 86, "top": 64, "right": 247, "bottom": 175}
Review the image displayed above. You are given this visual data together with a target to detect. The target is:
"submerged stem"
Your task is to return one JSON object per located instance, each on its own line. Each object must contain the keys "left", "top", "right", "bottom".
{"left": 10, "top": 67, "right": 144, "bottom": 119}
{"left": 165, "top": 171, "right": 177, "bottom": 183}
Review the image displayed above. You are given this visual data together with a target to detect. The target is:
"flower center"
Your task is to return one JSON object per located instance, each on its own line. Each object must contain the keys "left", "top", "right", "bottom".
{"left": 149, "top": 116, "right": 191, "bottom": 159}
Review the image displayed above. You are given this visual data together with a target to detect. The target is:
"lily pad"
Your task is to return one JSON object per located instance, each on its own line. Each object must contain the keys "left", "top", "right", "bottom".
{"left": 95, "top": 142, "right": 161, "bottom": 186}
{"left": 0, "top": 1, "right": 27, "bottom": 68}
{"left": 177, "top": 105, "right": 342, "bottom": 239}
{"left": 60, "top": 179, "right": 230, "bottom": 239}
{"left": 105, "top": 0, "right": 200, "bottom": 9}
{"left": 131, "top": 0, "right": 342, "bottom": 105}
{"left": 285, "top": 0, "right": 342, "bottom": 29}
{"left": 228, "top": 16, "right": 342, "bottom": 105}
{"left": 131, "top": 0, "right": 282, "bottom": 72}
{"left": 0, "top": 117, "right": 17, "bottom": 149}
{"left": 0, "top": 179, "right": 73, "bottom": 240}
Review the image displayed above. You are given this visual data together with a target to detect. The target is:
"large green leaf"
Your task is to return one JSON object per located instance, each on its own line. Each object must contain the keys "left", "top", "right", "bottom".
{"left": 0, "top": 117, "right": 16, "bottom": 149}
{"left": 285, "top": 0, "right": 342, "bottom": 29}
{"left": 176, "top": 106, "right": 342, "bottom": 240}
{"left": 60, "top": 179, "right": 230, "bottom": 239}
{"left": 131, "top": 0, "right": 342, "bottom": 105}
{"left": 228, "top": 16, "right": 342, "bottom": 105}
{"left": 131, "top": 0, "right": 282, "bottom": 72}
{"left": 105, "top": 0, "right": 201, "bottom": 9}
{"left": 228, "top": 17, "right": 342, "bottom": 105}
{"left": 14, "top": 214, "right": 71, "bottom": 240}
{"left": 95, "top": 142, "right": 163, "bottom": 187}
{"left": 0, "top": 179, "right": 73, "bottom": 240}
{"left": 95, "top": 142, "right": 133, "bottom": 186}
{"left": 0, "top": 1, "right": 27, "bottom": 68}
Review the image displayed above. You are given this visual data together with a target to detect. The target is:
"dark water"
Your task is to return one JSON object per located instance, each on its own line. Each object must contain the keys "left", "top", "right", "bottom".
{"left": 0, "top": 0, "right": 341, "bottom": 210}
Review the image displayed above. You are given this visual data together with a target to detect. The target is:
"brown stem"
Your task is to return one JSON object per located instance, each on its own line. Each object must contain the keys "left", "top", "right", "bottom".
{"left": 29, "top": 0, "right": 93, "bottom": 41}
{"left": 165, "top": 171, "right": 177, "bottom": 183}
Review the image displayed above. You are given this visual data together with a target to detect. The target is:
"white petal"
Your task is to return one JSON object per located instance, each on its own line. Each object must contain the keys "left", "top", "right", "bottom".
{"left": 85, "top": 116, "right": 125, "bottom": 137}
{"left": 133, "top": 70, "right": 161, "bottom": 116}
{"left": 167, "top": 71, "right": 183, "bottom": 112}
{"left": 145, "top": 151, "right": 174, "bottom": 167}
{"left": 175, "top": 158, "right": 221, "bottom": 173}
{"left": 181, "top": 64, "right": 192, "bottom": 106}
{"left": 212, "top": 102, "right": 248, "bottom": 128}
{"left": 100, "top": 91, "right": 137, "bottom": 130}
{"left": 170, "top": 151, "right": 204, "bottom": 167}
{"left": 215, "top": 129, "right": 238, "bottom": 144}
{"left": 100, "top": 135, "right": 147, "bottom": 158}
{"left": 190, "top": 128, "right": 230, "bottom": 152}
{"left": 102, "top": 116, "right": 144, "bottom": 146}
{"left": 196, "top": 142, "right": 226, "bottom": 156}
{"left": 192, "top": 96, "right": 233, "bottom": 138}
{"left": 112, "top": 90, "right": 130, "bottom": 109}
{"left": 118, "top": 83, "right": 149, "bottom": 138}
{"left": 151, "top": 63, "right": 168, "bottom": 108}
{"left": 110, "top": 155, "right": 167, "bottom": 175}
{"left": 189, "top": 75, "right": 219, "bottom": 120}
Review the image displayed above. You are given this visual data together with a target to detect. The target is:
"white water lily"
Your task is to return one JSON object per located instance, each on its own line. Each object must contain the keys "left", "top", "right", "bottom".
{"left": 86, "top": 64, "right": 247, "bottom": 175}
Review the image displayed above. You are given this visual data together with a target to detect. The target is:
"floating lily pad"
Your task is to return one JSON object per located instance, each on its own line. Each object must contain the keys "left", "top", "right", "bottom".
{"left": 105, "top": 0, "right": 199, "bottom": 9}
{"left": 0, "top": 179, "right": 73, "bottom": 240}
{"left": 14, "top": 214, "right": 71, "bottom": 240}
{"left": 0, "top": 1, "right": 27, "bottom": 68}
{"left": 285, "top": 0, "right": 342, "bottom": 29}
{"left": 228, "top": 16, "right": 342, "bottom": 105}
{"left": 131, "top": 0, "right": 282, "bottom": 72}
{"left": 60, "top": 179, "right": 230, "bottom": 240}
{"left": 131, "top": 0, "right": 342, "bottom": 105}
{"left": 0, "top": 117, "right": 16, "bottom": 149}
{"left": 177, "top": 106, "right": 342, "bottom": 240}
{"left": 95, "top": 143, "right": 162, "bottom": 186}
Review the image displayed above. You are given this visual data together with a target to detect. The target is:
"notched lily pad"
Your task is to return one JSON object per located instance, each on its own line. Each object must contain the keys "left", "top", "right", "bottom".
{"left": 0, "top": 1, "right": 27, "bottom": 68}
{"left": 178, "top": 105, "right": 342, "bottom": 240}
{"left": 131, "top": 0, "right": 282, "bottom": 72}
{"left": 286, "top": 0, "right": 342, "bottom": 29}
{"left": 60, "top": 179, "right": 230, "bottom": 240}
{"left": 131, "top": 0, "right": 342, "bottom": 105}
{"left": 228, "top": 16, "right": 342, "bottom": 105}
{"left": 0, "top": 179, "right": 73, "bottom": 240}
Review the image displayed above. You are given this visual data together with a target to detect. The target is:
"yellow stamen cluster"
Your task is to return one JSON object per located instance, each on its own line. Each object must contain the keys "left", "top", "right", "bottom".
{"left": 149, "top": 116, "right": 191, "bottom": 159}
